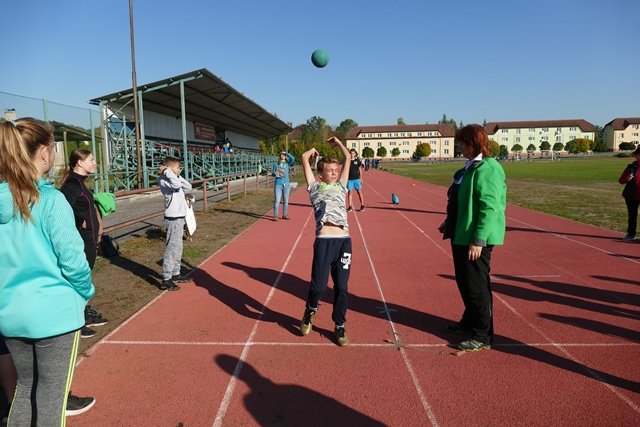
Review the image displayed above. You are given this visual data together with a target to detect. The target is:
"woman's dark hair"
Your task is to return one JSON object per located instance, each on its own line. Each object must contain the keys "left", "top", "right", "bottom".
{"left": 455, "top": 124, "right": 492, "bottom": 157}
{"left": 61, "top": 148, "right": 92, "bottom": 184}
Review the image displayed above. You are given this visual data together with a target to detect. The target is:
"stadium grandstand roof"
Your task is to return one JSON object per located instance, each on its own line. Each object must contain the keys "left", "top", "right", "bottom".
{"left": 89, "top": 69, "right": 292, "bottom": 139}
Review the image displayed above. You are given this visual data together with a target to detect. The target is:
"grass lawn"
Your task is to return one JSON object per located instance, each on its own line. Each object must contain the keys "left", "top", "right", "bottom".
{"left": 383, "top": 156, "right": 631, "bottom": 234}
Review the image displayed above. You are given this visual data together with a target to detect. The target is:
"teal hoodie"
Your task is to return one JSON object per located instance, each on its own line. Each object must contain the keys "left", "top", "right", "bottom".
{"left": 0, "top": 179, "right": 94, "bottom": 339}
{"left": 272, "top": 153, "right": 295, "bottom": 185}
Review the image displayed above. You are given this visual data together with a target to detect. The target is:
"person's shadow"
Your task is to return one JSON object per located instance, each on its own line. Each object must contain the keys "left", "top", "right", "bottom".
{"left": 215, "top": 354, "right": 387, "bottom": 426}
{"left": 219, "top": 262, "right": 640, "bottom": 393}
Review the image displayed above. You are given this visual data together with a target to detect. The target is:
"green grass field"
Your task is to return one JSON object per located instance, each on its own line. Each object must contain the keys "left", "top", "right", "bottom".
{"left": 384, "top": 156, "right": 631, "bottom": 234}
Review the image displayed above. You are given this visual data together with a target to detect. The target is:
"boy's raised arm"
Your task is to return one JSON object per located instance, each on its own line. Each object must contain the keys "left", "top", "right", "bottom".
{"left": 328, "top": 136, "right": 350, "bottom": 186}
{"left": 301, "top": 148, "right": 319, "bottom": 186}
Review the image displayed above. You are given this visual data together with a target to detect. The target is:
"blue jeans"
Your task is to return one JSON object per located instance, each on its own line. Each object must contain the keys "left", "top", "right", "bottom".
{"left": 274, "top": 183, "right": 291, "bottom": 217}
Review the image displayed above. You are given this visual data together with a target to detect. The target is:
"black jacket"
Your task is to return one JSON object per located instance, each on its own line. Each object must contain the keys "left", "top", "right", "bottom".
{"left": 60, "top": 172, "right": 100, "bottom": 246}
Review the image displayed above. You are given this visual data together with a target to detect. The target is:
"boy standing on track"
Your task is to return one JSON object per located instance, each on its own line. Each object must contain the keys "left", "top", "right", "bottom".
{"left": 299, "top": 137, "right": 352, "bottom": 346}
{"left": 158, "top": 156, "right": 192, "bottom": 291}
{"left": 346, "top": 148, "right": 365, "bottom": 212}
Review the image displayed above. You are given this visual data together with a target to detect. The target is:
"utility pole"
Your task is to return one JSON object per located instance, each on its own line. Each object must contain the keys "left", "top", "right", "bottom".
{"left": 129, "top": 0, "right": 142, "bottom": 188}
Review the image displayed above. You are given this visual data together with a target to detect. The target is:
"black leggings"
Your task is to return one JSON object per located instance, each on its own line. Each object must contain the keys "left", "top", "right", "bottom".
{"left": 625, "top": 198, "right": 639, "bottom": 237}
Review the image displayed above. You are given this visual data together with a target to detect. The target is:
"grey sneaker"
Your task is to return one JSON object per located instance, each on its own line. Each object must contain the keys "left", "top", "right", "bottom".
{"left": 458, "top": 339, "right": 491, "bottom": 352}
{"left": 300, "top": 308, "right": 316, "bottom": 336}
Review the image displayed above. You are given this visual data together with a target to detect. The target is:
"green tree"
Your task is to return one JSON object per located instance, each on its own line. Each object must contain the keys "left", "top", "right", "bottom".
{"left": 302, "top": 116, "right": 329, "bottom": 146}
{"left": 391, "top": 147, "right": 401, "bottom": 157}
{"left": 362, "top": 147, "right": 375, "bottom": 158}
{"left": 565, "top": 138, "right": 590, "bottom": 154}
{"left": 539, "top": 141, "right": 551, "bottom": 151}
{"left": 414, "top": 143, "right": 432, "bottom": 158}
{"left": 526, "top": 143, "right": 536, "bottom": 152}
{"left": 335, "top": 119, "right": 358, "bottom": 141}
{"left": 397, "top": 117, "right": 406, "bottom": 125}
{"left": 489, "top": 140, "right": 500, "bottom": 157}
{"left": 499, "top": 145, "right": 509, "bottom": 157}
{"left": 619, "top": 142, "right": 637, "bottom": 151}
{"left": 512, "top": 144, "right": 523, "bottom": 153}
{"left": 377, "top": 146, "right": 387, "bottom": 158}
{"left": 552, "top": 142, "right": 564, "bottom": 152}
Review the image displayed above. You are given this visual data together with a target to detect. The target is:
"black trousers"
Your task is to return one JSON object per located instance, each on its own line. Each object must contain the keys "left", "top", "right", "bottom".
{"left": 451, "top": 243, "right": 494, "bottom": 343}
{"left": 625, "top": 198, "right": 639, "bottom": 237}
{"left": 307, "top": 237, "right": 352, "bottom": 326}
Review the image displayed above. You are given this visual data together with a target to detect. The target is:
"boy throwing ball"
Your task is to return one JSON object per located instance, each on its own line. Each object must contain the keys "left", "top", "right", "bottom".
{"left": 299, "top": 137, "right": 352, "bottom": 346}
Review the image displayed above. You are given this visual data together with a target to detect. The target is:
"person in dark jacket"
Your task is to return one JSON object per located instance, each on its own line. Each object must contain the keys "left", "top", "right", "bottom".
{"left": 60, "top": 149, "right": 108, "bottom": 338}
{"left": 438, "top": 124, "right": 507, "bottom": 352}
{"left": 618, "top": 146, "right": 640, "bottom": 241}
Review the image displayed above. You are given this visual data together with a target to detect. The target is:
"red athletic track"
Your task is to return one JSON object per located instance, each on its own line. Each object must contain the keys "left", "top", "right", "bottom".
{"left": 69, "top": 169, "right": 640, "bottom": 426}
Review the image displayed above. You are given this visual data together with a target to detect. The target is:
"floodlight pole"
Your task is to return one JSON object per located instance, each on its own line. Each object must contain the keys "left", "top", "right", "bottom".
{"left": 129, "top": 0, "right": 143, "bottom": 189}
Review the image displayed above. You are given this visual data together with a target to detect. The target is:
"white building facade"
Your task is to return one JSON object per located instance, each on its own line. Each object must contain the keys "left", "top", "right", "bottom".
{"left": 345, "top": 124, "right": 456, "bottom": 160}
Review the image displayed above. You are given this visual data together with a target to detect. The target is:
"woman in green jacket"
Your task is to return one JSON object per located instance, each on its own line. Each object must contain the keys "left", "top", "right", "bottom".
{"left": 439, "top": 124, "right": 506, "bottom": 352}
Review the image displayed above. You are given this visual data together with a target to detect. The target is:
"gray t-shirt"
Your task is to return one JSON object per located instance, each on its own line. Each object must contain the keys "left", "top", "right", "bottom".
{"left": 308, "top": 181, "right": 349, "bottom": 234}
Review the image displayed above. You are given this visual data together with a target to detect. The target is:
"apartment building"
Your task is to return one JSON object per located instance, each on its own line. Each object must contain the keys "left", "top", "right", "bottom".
{"left": 484, "top": 119, "right": 596, "bottom": 153}
{"left": 603, "top": 117, "right": 640, "bottom": 151}
{"left": 345, "top": 124, "right": 456, "bottom": 160}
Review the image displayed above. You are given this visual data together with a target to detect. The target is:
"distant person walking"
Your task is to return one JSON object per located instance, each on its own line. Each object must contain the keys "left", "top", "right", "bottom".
{"left": 271, "top": 151, "right": 295, "bottom": 220}
{"left": 438, "top": 124, "right": 506, "bottom": 352}
{"left": 0, "top": 118, "right": 95, "bottom": 425}
{"left": 346, "top": 148, "right": 365, "bottom": 212}
{"left": 618, "top": 146, "right": 640, "bottom": 241}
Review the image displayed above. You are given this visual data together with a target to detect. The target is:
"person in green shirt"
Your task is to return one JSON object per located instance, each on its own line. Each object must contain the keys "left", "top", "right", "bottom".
{"left": 439, "top": 124, "right": 506, "bottom": 352}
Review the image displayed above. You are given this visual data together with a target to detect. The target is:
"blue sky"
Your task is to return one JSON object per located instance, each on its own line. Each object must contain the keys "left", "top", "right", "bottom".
{"left": 1, "top": 0, "right": 638, "bottom": 129}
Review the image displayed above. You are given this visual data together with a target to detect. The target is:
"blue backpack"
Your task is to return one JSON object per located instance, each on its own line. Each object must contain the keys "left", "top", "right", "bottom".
{"left": 391, "top": 193, "right": 400, "bottom": 205}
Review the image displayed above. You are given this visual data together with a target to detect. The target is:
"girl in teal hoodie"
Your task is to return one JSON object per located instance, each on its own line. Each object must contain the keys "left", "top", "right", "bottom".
{"left": 0, "top": 118, "right": 94, "bottom": 425}
{"left": 272, "top": 151, "right": 295, "bottom": 220}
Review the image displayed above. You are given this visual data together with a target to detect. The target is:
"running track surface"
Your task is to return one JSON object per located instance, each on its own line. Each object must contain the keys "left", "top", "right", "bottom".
{"left": 69, "top": 169, "right": 640, "bottom": 426}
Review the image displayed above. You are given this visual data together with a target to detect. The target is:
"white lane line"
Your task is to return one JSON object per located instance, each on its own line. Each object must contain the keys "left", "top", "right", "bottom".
{"left": 213, "top": 211, "right": 312, "bottom": 427}
{"left": 102, "top": 340, "right": 640, "bottom": 348}
{"left": 508, "top": 217, "right": 640, "bottom": 265}
{"left": 495, "top": 294, "right": 640, "bottom": 414}
{"left": 353, "top": 212, "right": 440, "bottom": 427}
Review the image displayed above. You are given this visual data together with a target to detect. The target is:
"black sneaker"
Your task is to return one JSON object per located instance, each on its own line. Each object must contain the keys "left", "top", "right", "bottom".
{"left": 80, "top": 326, "right": 96, "bottom": 339}
{"left": 346, "top": 206, "right": 353, "bottom": 212}
{"left": 159, "top": 279, "right": 180, "bottom": 291}
{"left": 66, "top": 393, "right": 96, "bottom": 416}
{"left": 458, "top": 338, "right": 491, "bottom": 352}
{"left": 300, "top": 308, "right": 316, "bottom": 336}
{"left": 171, "top": 274, "right": 191, "bottom": 283}
{"left": 358, "top": 205, "right": 366, "bottom": 212}
{"left": 85, "top": 306, "right": 107, "bottom": 327}
{"left": 334, "top": 326, "right": 349, "bottom": 347}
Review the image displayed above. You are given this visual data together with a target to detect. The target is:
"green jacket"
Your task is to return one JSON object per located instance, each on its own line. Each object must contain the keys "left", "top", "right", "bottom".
{"left": 454, "top": 157, "right": 506, "bottom": 246}
{"left": 94, "top": 192, "right": 116, "bottom": 217}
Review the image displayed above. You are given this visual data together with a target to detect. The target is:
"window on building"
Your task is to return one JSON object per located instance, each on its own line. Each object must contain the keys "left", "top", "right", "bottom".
{"left": 570, "top": 127, "right": 577, "bottom": 131}
{"left": 556, "top": 128, "right": 562, "bottom": 132}
{"left": 542, "top": 128, "right": 549, "bottom": 132}
{"left": 377, "top": 142, "right": 383, "bottom": 147}
{"left": 444, "top": 149, "right": 449, "bottom": 154}
{"left": 556, "top": 136, "right": 561, "bottom": 142}
{"left": 516, "top": 129, "right": 521, "bottom": 134}
{"left": 403, "top": 149, "right": 410, "bottom": 154}
{"left": 351, "top": 143, "right": 357, "bottom": 148}
{"left": 529, "top": 137, "right": 535, "bottom": 141}
{"left": 390, "top": 141, "right": 396, "bottom": 146}
{"left": 364, "top": 142, "right": 370, "bottom": 147}
{"left": 433, "top": 149, "right": 437, "bottom": 154}
{"left": 378, "top": 134, "right": 382, "bottom": 137}
{"left": 515, "top": 137, "right": 520, "bottom": 142}
{"left": 417, "top": 132, "right": 422, "bottom": 136}
{"left": 403, "top": 141, "right": 410, "bottom": 145}
{"left": 444, "top": 140, "right": 449, "bottom": 146}
{"left": 501, "top": 129, "right": 508, "bottom": 133}
{"left": 501, "top": 137, "right": 508, "bottom": 142}
{"left": 529, "top": 128, "right": 535, "bottom": 132}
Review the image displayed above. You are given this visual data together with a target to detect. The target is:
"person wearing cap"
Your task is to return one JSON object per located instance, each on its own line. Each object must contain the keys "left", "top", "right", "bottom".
{"left": 271, "top": 151, "right": 295, "bottom": 220}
